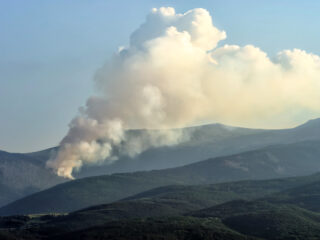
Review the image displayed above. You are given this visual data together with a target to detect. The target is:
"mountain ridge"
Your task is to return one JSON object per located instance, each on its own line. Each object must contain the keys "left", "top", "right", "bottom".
{"left": 1, "top": 139, "right": 320, "bottom": 215}
{"left": 0, "top": 118, "right": 320, "bottom": 209}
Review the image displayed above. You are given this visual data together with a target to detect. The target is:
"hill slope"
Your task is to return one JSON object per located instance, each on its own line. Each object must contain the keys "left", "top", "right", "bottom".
{"left": 0, "top": 150, "right": 65, "bottom": 207}
{"left": 3, "top": 173, "right": 320, "bottom": 239}
{"left": 190, "top": 200, "right": 320, "bottom": 240}
{"left": 74, "top": 118, "right": 320, "bottom": 177}
{"left": 1, "top": 139, "right": 320, "bottom": 215}
{"left": 1, "top": 118, "right": 320, "bottom": 209}
{"left": 0, "top": 123, "right": 261, "bottom": 207}
{"left": 265, "top": 180, "right": 320, "bottom": 212}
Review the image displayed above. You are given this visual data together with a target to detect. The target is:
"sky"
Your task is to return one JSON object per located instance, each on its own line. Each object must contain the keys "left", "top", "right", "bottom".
{"left": 1, "top": 0, "right": 320, "bottom": 153}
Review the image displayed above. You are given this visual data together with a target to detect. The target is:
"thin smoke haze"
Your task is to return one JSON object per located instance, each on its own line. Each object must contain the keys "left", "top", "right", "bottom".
{"left": 47, "top": 7, "right": 320, "bottom": 179}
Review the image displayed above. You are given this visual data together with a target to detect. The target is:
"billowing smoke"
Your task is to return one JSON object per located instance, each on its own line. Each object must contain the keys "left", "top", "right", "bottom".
{"left": 47, "top": 7, "right": 320, "bottom": 179}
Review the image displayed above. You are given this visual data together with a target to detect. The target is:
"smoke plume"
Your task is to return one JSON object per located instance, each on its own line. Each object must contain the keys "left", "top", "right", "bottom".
{"left": 47, "top": 7, "right": 320, "bottom": 179}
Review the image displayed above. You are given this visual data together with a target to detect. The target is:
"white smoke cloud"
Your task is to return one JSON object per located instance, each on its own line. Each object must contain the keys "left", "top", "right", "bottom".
{"left": 47, "top": 7, "right": 320, "bottom": 179}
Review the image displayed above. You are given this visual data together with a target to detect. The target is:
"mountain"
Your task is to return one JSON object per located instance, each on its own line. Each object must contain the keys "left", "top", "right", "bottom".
{"left": 124, "top": 172, "right": 320, "bottom": 207}
{"left": 0, "top": 150, "right": 65, "bottom": 207}
{"left": 22, "top": 173, "right": 320, "bottom": 232}
{"left": 19, "top": 118, "right": 320, "bottom": 179}
{"left": 30, "top": 173, "right": 320, "bottom": 231}
{"left": 0, "top": 123, "right": 262, "bottom": 207}
{"left": 266, "top": 180, "right": 320, "bottom": 212}
{"left": 1, "top": 139, "right": 320, "bottom": 216}
{"left": 0, "top": 215, "right": 259, "bottom": 240}
{"left": 2, "top": 173, "right": 320, "bottom": 239}
{"left": 190, "top": 200, "right": 320, "bottom": 240}
{"left": 1, "top": 118, "right": 320, "bottom": 209}
{"left": 74, "top": 118, "right": 320, "bottom": 177}
{"left": 58, "top": 175, "right": 320, "bottom": 240}
{"left": 20, "top": 123, "right": 266, "bottom": 178}
{"left": 187, "top": 177, "right": 320, "bottom": 240}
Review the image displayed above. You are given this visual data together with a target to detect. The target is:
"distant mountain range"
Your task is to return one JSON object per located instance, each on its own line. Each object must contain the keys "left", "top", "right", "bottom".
{"left": 1, "top": 137, "right": 320, "bottom": 216}
{"left": 1, "top": 118, "right": 320, "bottom": 208}
{"left": 73, "top": 118, "right": 320, "bottom": 177}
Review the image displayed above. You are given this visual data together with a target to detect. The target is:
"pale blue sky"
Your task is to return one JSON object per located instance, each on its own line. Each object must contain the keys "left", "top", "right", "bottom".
{"left": 1, "top": 0, "right": 320, "bottom": 152}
